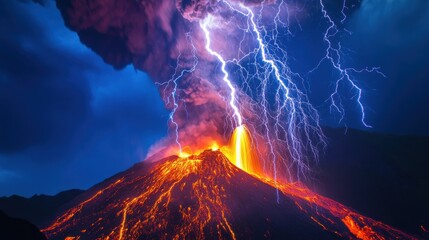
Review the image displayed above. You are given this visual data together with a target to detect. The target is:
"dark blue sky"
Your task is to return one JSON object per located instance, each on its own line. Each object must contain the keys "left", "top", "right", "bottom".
{"left": 0, "top": 0, "right": 169, "bottom": 196}
{"left": 0, "top": 0, "right": 428, "bottom": 196}
{"left": 346, "top": 0, "right": 429, "bottom": 135}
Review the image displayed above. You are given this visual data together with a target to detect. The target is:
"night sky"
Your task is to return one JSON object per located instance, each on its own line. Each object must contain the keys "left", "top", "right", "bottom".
{"left": 1, "top": 0, "right": 428, "bottom": 197}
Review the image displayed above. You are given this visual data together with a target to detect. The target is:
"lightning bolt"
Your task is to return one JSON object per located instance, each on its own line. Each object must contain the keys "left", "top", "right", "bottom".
{"left": 200, "top": 1, "right": 323, "bottom": 202}
{"left": 200, "top": 16, "right": 243, "bottom": 128}
{"left": 200, "top": 16, "right": 251, "bottom": 181}
{"left": 311, "top": 0, "right": 386, "bottom": 128}
{"left": 159, "top": 33, "right": 198, "bottom": 154}
{"left": 219, "top": 0, "right": 384, "bottom": 182}
{"left": 194, "top": 0, "right": 380, "bottom": 192}
{"left": 222, "top": 1, "right": 326, "bottom": 184}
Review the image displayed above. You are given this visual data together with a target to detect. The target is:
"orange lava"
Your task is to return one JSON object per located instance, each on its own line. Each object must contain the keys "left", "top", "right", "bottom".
{"left": 254, "top": 176, "right": 416, "bottom": 240}
{"left": 222, "top": 126, "right": 416, "bottom": 240}
{"left": 221, "top": 125, "right": 262, "bottom": 176}
{"left": 42, "top": 178, "right": 124, "bottom": 234}
{"left": 42, "top": 126, "right": 417, "bottom": 239}
{"left": 43, "top": 152, "right": 239, "bottom": 239}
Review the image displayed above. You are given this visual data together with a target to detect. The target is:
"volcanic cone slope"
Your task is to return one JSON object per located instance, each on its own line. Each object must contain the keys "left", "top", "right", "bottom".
{"left": 42, "top": 150, "right": 414, "bottom": 240}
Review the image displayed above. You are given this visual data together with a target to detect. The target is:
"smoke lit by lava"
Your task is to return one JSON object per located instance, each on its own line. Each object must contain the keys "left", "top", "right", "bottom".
{"left": 56, "top": 0, "right": 379, "bottom": 182}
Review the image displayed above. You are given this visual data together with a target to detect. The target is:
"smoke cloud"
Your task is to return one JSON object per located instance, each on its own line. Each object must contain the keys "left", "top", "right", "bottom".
{"left": 56, "top": 0, "right": 269, "bottom": 157}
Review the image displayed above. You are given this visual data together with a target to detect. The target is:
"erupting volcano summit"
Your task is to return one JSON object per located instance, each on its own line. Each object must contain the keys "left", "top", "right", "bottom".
{"left": 36, "top": 0, "right": 421, "bottom": 239}
{"left": 56, "top": 0, "right": 385, "bottom": 184}
{"left": 42, "top": 150, "right": 414, "bottom": 240}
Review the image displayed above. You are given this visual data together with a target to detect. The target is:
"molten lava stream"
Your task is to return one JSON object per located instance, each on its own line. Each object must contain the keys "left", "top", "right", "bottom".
{"left": 43, "top": 152, "right": 240, "bottom": 239}
{"left": 42, "top": 125, "right": 416, "bottom": 240}
{"left": 224, "top": 125, "right": 417, "bottom": 240}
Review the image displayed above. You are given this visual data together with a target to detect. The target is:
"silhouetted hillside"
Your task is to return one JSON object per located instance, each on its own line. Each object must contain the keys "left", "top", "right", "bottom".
{"left": 315, "top": 128, "right": 429, "bottom": 236}
{"left": 0, "top": 189, "right": 83, "bottom": 227}
{"left": 0, "top": 210, "right": 46, "bottom": 240}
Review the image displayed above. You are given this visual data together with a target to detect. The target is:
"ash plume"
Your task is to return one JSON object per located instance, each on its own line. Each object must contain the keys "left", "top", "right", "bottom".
{"left": 56, "top": 0, "right": 268, "bottom": 75}
{"left": 55, "top": 0, "right": 321, "bottom": 182}
{"left": 56, "top": 0, "right": 261, "bottom": 156}
{"left": 56, "top": 0, "right": 371, "bottom": 182}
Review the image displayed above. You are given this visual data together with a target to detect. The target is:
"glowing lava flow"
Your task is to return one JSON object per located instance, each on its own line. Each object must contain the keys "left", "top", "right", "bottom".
{"left": 42, "top": 150, "right": 416, "bottom": 240}
{"left": 41, "top": 178, "right": 124, "bottom": 234}
{"left": 253, "top": 176, "right": 417, "bottom": 240}
{"left": 43, "top": 151, "right": 241, "bottom": 240}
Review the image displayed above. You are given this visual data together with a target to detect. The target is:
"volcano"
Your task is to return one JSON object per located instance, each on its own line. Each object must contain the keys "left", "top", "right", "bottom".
{"left": 42, "top": 150, "right": 415, "bottom": 240}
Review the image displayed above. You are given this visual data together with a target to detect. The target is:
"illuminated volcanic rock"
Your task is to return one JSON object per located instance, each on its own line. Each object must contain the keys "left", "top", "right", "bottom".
{"left": 42, "top": 151, "right": 415, "bottom": 240}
